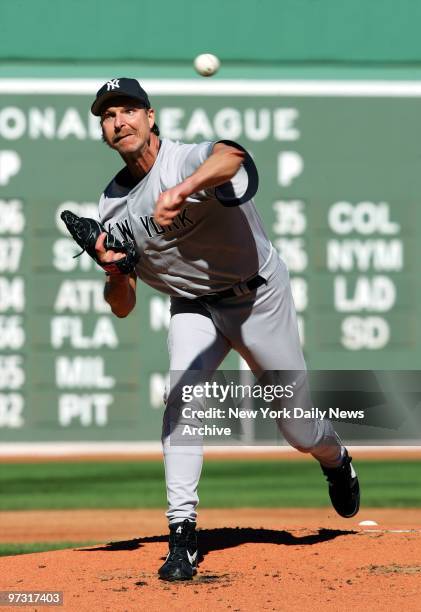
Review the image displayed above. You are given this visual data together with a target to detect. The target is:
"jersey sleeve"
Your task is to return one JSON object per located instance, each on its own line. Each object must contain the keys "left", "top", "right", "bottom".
{"left": 181, "top": 141, "right": 215, "bottom": 179}
{"left": 212, "top": 140, "right": 259, "bottom": 207}
{"left": 176, "top": 140, "right": 259, "bottom": 206}
{"left": 169, "top": 141, "right": 216, "bottom": 203}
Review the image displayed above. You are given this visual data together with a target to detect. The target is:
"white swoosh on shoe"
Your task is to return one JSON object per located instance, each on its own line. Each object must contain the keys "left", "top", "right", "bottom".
{"left": 187, "top": 550, "right": 198, "bottom": 565}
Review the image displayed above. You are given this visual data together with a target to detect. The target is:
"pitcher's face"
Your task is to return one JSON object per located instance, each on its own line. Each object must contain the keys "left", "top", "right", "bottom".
{"left": 101, "top": 101, "right": 155, "bottom": 155}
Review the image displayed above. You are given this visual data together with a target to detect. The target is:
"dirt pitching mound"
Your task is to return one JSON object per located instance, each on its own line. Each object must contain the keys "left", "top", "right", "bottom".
{"left": 1, "top": 509, "right": 421, "bottom": 611}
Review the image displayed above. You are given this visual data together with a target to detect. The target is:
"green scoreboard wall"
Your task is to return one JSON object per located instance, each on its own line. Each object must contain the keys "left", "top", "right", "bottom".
{"left": 0, "top": 77, "right": 419, "bottom": 442}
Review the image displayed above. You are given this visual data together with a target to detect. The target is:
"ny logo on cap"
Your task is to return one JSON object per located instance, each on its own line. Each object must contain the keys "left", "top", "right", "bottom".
{"left": 106, "top": 79, "right": 120, "bottom": 91}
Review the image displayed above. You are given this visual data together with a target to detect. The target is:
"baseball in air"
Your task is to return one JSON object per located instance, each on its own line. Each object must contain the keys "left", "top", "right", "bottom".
{"left": 194, "top": 53, "right": 220, "bottom": 77}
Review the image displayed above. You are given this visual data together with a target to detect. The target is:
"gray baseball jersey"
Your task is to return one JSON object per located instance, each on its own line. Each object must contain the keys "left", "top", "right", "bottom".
{"left": 98, "top": 138, "right": 287, "bottom": 297}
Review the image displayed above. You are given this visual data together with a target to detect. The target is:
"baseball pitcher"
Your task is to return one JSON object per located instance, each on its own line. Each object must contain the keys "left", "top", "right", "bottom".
{"left": 63, "top": 77, "right": 360, "bottom": 582}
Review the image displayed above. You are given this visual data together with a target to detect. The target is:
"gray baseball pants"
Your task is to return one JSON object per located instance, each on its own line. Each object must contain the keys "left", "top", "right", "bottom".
{"left": 162, "top": 249, "right": 343, "bottom": 524}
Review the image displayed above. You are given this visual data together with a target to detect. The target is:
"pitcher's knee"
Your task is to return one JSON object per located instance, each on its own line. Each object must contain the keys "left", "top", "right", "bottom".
{"left": 282, "top": 428, "right": 325, "bottom": 454}
{"left": 289, "top": 441, "right": 316, "bottom": 454}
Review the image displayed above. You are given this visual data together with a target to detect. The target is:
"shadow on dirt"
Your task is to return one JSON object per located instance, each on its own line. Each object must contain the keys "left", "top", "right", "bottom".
{"left": 81, "top": 526, "right": 356, "bottom": 560}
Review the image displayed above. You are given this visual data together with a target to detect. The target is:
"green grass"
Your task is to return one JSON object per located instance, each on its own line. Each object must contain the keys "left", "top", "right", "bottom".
{"left": 0, "top": 542, "right": 98, "bottom": 557}
{"left": 0, "top": 459, "right": 420, "bottom": 510}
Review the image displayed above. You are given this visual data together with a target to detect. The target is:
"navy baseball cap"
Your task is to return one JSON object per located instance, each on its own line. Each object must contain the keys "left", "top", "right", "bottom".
{"left": 91, "top": 77, "right": 151, "bottom": 116}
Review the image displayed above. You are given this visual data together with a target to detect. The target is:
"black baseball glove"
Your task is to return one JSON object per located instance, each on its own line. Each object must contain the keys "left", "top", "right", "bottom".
{"left": 60, "top": 210, "right": 139, "bottom": 275}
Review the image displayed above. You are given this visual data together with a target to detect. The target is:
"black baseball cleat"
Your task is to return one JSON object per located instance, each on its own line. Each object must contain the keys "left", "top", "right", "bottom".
{"left": 158, "top": 519, "right": 198, "bottom": 581}
{"left": 321, "top": 449, "right": 360, "bottom": 518}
